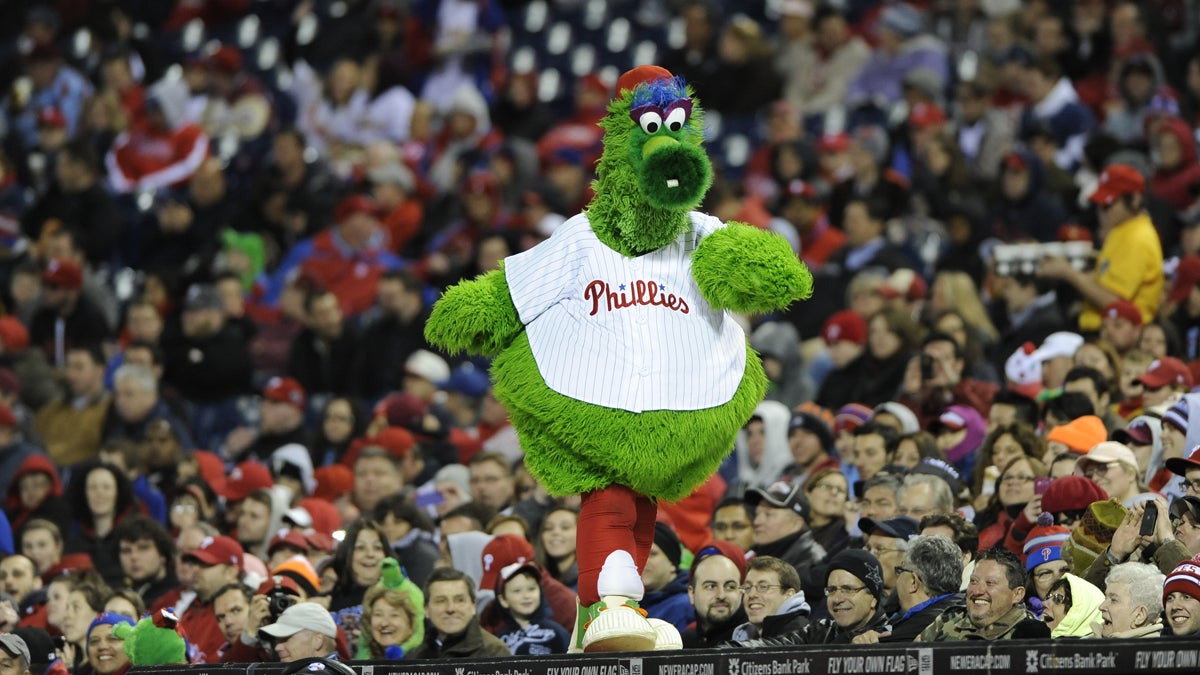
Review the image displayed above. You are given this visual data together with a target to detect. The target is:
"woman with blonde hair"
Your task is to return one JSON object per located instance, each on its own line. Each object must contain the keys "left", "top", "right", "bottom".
{"left": 359, "top": 583, "right": 424, "bottom": 658}
{"left": 928, "top": 271, "right": 998, "bottom": 343}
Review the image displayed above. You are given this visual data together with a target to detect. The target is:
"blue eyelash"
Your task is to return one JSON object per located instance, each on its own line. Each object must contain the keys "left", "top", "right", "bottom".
{"left": 630, "top": 76, "right": 689, "bottom": 109}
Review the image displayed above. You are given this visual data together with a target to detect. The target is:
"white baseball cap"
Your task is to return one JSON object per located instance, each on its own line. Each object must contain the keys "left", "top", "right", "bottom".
{"left": 258, "top": 602, "right": 338, "bottom": 640}
{"left": 1029, "top": 331, "right": 1084, "bottom": 363}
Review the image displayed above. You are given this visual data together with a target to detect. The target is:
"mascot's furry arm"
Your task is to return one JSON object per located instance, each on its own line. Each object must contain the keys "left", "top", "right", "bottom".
{"left": 425, "top": 269, "right": 522, "bottom": 357}
{"left": 692, "top": 223, "right": 813, "bottom": 313}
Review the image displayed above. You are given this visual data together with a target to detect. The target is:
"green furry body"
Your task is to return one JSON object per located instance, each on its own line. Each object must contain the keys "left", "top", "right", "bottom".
{"left": 493, "top": 332, "right": 766, "bottom": 501}
{"left": 425, "top": 78, "right": 811, "bottom": 503}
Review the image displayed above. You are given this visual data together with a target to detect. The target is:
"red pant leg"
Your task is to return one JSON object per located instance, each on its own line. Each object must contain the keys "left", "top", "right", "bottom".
{"left": 633, "top": 493, "right": 657, "bottom": 571}
{"left": 577, "top": 484, "right": 640, "bottom": 606}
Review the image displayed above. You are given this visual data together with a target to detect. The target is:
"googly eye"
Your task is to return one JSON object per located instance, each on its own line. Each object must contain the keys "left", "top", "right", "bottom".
{"left": 665, "top": 107, "right": 687, "bottom": 132}
{"left": 638, "top": 111, "right": 663, "bottom": 134}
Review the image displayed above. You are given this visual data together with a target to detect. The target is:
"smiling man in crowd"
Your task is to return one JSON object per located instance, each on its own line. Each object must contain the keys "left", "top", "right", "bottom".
{"left": 915, "top": 548, "right": 1047, "bottom": 641}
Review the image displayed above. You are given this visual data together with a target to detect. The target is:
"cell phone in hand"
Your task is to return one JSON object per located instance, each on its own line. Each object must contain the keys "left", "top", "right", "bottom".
{"left": 1140, "top": 505, "right": 1158, "bottom": 536}
{"left": 1034, "top": 477, "right": 1053, "bottom": 495}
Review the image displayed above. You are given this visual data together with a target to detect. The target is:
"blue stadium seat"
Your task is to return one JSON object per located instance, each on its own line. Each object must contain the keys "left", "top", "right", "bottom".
{"left": 570, "top": 45, "right": 596, "bottom": 77}
{"left": 256, "top": 38, "right": 280, "bottom": 71}
{"left": 546, "top": 22, "right": 572, "bottom": 56}
{"left": 237, "top": 14, "right": 261, "bottom": 49}
{"left": 181, "top": 18, "right": 206, "bottom": 53}
{"left": 606, "top": 18, "right": 631, "bottom": 54}
{"left": 537, "top": 68, "right": 563, "bottom": 104}
{"left": 523, "top": 0, "right": 549, "bottom": 33}
{"left": 631, "top": 41, "right": 658, "bottom": 67}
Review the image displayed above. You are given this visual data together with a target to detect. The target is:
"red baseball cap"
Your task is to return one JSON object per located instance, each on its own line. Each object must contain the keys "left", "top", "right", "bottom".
{"left": 0, "top": 317, "right": 30, "bottom": 353}
{"left": 617, "top": 65, "right": 673, "bottom": 96}
{"left": 191, "top": 450, "right": 228, "bottom": 496}
{"left": 817, "top": 132, "right": 851, "bottom": 153}
{"left": 1170, "top": 255, "right": 1200, "bottom": 303}
{"left": 298, "top": 497, "right": 343, "bottom": 535}
{"left": 41, "top": 553, "right": 94, "bottom": 584}
{"left": 1136, "top": 357, "right": 1194, "bottom": 390}
{"left": 267, "top": 529, "right": 310, "bottom": 556}
{"left": 374, "top": 392, "right": 428, "bottom": 431}
{"left": 42, "top": 259, "right": 82, "bottom": 290}
{"left": 313, "top": 464, "right": 353, "bottom": 500}
{"left": 1089, "top": 163, "right": 1145, "bottom": 206}
{"left": 341, "top": 427, "right": 416, "bottom": 467}
{"left": 479, "top": 534, "right": 536, "bottom": 591}
{"left": 908, "top": 102, "right": 946, "bottom": 130}
{"left": 182, "top": 535, "right": 244, "bottom": 569}
{"left": 0, "top": 403, "right": 17, "bottom": 429}
{"left": 36, "top": 107, "right": 65, "bottom": 129}
{"left": 1003, "top": 153, "right": 1028, "bottom": 172}
{"left": 217, "top": 461, "right": 274, "bottom": 502}
{"left": 206, "top": 45, "right": 242, "bottom": 74}
{"left": 305, "top": 531, "right": 336, "bottom": 554}
{"left": 256, "top": 575, "right": 302, "bottom": 597}
{"left": 1101, "top": 298, "right": 1143, "bottom": 327}
{"left": 263, "top": 376, "right": 306, "bottom": 410}
{"left": 821, "top": 310, "right": 867, "bottom": 347}
{"left": 334, "top": 194, "right": 382, "bottom": 223}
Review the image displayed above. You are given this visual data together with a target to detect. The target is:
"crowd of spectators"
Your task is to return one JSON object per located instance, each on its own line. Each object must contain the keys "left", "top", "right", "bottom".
{"left": 1, "top": 0, "right": 1200, "bottom": 670}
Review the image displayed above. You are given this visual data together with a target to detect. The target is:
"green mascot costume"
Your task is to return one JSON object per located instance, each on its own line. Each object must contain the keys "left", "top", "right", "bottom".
{"left": 426, "top": 65, "right": 812, "bottom": 651}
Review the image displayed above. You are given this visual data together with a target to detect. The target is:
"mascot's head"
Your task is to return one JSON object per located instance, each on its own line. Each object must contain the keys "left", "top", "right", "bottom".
{"left": 591, "top": 65, "right": 713, "bottom": 256}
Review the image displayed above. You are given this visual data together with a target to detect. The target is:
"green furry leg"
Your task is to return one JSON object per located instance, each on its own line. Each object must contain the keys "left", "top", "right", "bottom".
{"left": 492, "top": 332, "right": 766, "bottom": 501}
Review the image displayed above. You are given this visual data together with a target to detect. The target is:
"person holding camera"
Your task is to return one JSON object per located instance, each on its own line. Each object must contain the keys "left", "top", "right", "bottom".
{"left": 1038, "top": 164, "right": 1162, "bottom": 333}
{"left": 898, "top": 331, "right": 998, "bottom": 430}
{"left": 258, "top": 602, "right": 341, "bottom": 663}
{"left": 1081, "top": 497, "right": 1191, "bottom": 592}
{"left": 218, "top": 573, "right": 313, "bottom": 662}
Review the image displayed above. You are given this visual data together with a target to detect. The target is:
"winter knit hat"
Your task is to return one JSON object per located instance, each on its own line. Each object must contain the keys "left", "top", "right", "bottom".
{"left": 1023, "top": 513, "right": 1071, "bottom": 571}
{"left": 88, "top": 612, "right": 136, "bottom": 641}
{"left": 1163, "top": 399, "right": 1189, "bottom": 434}
{"left": 1040, "top": 476, "right": 1108, "bottom": 514}
{"left": 826, "top": 549, "right": 885, "bottom": 599}
{"left": 653, "top": 521, "right": 683, "bottom": 569}
{"left": 872, "top": 402, "right": 919, "bottom": 434}
{"left": 1164, "top": 555, "right": 1200, "bottom": 602}
{"left": 1062, "top": 499, "right": 1126, "bottom": 575}
{"left": 835, "top": 404, "right": 873, "bottom": 433}
{"left": 1046, "top": 415, "right": 1107, "bottom": 454}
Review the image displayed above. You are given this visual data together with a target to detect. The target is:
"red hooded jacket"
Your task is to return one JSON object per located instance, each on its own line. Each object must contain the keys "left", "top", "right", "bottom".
{"left": 5, "top": 454, "right": 65, "bottom": 533}
{"left": 1151, "top": 116, "right": 1200, "bottom": 211}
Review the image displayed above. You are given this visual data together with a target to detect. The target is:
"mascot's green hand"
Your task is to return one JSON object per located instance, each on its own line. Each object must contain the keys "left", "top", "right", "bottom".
{"left": 118, "top": 616, "right": 188, "bottom": 666}
{"left": 425, "top": 268, "right": 523, "bottom": 357}
{"left": 692, "top": 223, "right": 813, "bottom": 313}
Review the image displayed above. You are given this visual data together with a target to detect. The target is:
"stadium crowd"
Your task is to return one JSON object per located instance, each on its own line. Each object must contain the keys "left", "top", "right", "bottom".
{"left": 2, "top": 0, "right": 1200, "bottom": 671}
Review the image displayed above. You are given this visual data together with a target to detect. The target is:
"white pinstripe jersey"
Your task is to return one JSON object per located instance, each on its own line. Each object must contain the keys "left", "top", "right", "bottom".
{"left": 504, "top": 210, "right": 746, "bottom": 412}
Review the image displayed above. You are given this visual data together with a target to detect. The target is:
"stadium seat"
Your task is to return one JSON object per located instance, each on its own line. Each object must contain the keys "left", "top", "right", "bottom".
{"left": 237, "top": 14, "right": 261, "bottom": 49}
{"left": 571, "top": 45, "right": 596, "bottom": 77}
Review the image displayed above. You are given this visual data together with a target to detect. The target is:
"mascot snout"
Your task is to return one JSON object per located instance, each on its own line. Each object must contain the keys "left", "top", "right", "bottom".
{"left": 637, "top": 139, "right": 711, "bottom": 210}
